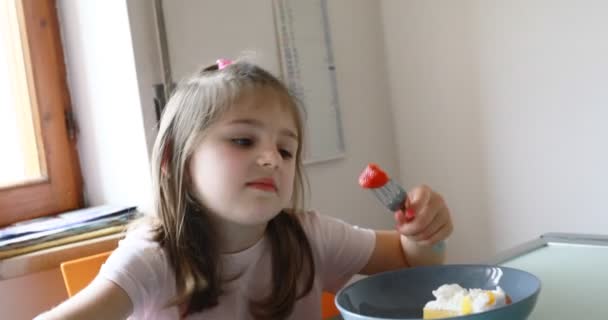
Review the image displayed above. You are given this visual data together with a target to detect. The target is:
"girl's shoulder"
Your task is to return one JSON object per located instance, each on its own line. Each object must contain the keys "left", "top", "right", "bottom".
{"left": 99, "top": 219, "right": 177, "bottom": 318}
{"left": 291, "top": 210, "right": 326, "bottom": 234}
{"left": 292, "top": 210, "right": 376, "bottom": 292}
{"left": 292, "top": 210, "right": 374, "bottom": 245}
{"left": 292, "top": 209, "right": 321, "bottom": 225}
{"left": 292, "top": 210, "right": 360, "bottom": 230}
{"left": 122, "top": 218, "right": 162, "bottom": 247}
{"left": 106, "top": 218, "right": 168, "bottom": 270}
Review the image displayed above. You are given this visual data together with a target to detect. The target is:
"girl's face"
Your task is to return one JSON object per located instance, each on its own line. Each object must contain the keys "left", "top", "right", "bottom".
{"left": 188, "top": 90, "right": 299, "bottom": 227}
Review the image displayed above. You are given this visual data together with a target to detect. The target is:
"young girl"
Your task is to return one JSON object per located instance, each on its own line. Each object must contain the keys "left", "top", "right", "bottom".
{"left": 37, "top": 59, "right": 453, "bottom": 319}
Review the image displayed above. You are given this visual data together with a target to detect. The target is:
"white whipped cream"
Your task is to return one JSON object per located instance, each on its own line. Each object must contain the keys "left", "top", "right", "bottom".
{"left": 424, "top": 284, "right": 508, "bottom": 314}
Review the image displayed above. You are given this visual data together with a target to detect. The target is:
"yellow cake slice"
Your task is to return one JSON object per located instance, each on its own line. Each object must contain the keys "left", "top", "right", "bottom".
{"left": 422, "top": 284, "right": 510, "bottom": 319}
{"left": 423, "top": 309, "right": 460, "bottom": 319}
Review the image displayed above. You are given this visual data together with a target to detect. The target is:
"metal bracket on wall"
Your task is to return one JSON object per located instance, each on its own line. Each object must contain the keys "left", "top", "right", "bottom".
{"left": 152, "top": 0, "right": 174, "bottom": 122}
{"left": 152, "top": 83, "right": 166, "bottom": 122}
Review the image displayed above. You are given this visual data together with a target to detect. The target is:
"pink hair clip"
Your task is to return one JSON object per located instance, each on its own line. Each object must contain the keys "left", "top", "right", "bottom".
{"left": 216, "top": 58, "right": 233, "bottom": 70}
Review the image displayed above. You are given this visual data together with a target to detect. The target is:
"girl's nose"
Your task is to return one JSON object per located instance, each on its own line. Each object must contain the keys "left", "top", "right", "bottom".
{"left": 257, "top": 149, "right": 281, "bottom": 169}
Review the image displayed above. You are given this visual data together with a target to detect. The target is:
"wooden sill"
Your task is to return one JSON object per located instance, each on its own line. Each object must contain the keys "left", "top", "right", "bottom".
{"left": 0, "top": 232, "right": 124, "bottom": 280}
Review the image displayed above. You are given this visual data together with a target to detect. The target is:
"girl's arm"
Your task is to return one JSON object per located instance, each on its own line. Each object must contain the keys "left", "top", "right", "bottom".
{"left": 34, "top": 278, "right": 133, "bottom": 320}
{"left": 360, "top": 185, "right": 452, "bottom": 275}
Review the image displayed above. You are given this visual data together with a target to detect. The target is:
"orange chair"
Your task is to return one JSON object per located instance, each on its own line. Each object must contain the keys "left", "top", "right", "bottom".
{"left": 60, "top": 250, "right": 112, "bottom": 297}
{"left": 321, "top": 291, "right": 340, "bottom": 318}
{"left": 60, "top": 251, "right": 340, "bottom": 318}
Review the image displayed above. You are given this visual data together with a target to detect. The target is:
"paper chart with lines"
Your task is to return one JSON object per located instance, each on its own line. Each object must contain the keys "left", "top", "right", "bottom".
{"left": 273, "top": 0, "right": 345, "bottom": 164}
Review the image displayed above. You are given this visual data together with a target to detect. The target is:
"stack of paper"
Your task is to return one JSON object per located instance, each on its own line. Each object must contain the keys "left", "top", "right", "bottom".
{"left": 0, "top": 205, "right": 138, "bottom": 259}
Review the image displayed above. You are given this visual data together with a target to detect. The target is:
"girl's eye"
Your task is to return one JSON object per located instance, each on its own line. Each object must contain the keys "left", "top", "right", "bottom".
{"left": 279, "top": 148, "right": 293, "bottom": 159}
{"left": 231, "top": 138, "right": 253, "bottom": 147}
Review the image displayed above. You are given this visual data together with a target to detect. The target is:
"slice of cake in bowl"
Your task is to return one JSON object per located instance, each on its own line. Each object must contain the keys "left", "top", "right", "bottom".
{"left": 423, "top": 284, "right": 511, "bottom": 319}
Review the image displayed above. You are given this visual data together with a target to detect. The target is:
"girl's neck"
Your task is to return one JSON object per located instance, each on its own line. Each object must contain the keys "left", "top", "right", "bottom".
{"left": 212, "top": 217, "right": 268, "bottom": 254}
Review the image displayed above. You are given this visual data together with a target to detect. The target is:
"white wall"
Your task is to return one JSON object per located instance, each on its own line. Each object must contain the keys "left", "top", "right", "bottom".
{"left": 57, "top": 0, "right": 153, "bottom": 212}
{"left": 126, "top": 0, "right": 163, "bottom": 153}
{"left": 305, "top": 0, "right": 398, "bottom": 229}
{"left": 381, "top": 0, "right": 608, "bottom": 262}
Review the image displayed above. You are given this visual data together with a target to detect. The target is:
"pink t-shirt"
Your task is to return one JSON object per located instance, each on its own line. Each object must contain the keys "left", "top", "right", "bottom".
{"left": 98, "top": 211, "right": 376, "bottom": 319}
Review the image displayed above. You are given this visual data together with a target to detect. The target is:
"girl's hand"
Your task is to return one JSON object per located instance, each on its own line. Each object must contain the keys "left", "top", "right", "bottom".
{"left": 394, "top": 185, "right": 453, "bottom": 246}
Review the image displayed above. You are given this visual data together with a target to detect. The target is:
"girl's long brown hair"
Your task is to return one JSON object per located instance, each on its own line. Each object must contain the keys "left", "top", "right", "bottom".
{"left": 149, "top": 60, "right": 314, "bottom": 318}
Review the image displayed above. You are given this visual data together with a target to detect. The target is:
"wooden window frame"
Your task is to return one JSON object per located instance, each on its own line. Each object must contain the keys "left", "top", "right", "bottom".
{"left": 0, "top": 0, "right": 83, "bottom": 227}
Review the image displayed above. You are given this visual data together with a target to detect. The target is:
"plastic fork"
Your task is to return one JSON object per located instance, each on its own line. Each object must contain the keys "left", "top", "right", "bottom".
{"left": 359, "top": 164, "right": 445, "bottom": 252}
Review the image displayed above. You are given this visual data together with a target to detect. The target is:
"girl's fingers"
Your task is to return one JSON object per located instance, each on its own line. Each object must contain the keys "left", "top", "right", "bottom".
{"left": 408, "top": 208, "right": 448, "bottom": 241}
{"left": 395, "top": 185, "right": 452, "bottom": 247}
{"left": 396, "top": 205, "right": 435, "bottom": 236}
{"left": 396, "top": 191, "right": 446, "bottom": 236}
{"left": 406, "top": 185, "right": 432, "bottom": 212}
{"left": 417, "top": 219, "right": 453, "bottom": 246}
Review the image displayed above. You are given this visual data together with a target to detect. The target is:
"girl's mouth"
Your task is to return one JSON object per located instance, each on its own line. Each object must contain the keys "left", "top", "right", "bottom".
{"left": 246, "top": 178, "right": 277, "bottom": 192}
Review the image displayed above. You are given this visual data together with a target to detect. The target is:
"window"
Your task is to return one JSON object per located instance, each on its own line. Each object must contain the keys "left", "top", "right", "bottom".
{"left": 0, "top": 0, "right": 82, "bottom": 227}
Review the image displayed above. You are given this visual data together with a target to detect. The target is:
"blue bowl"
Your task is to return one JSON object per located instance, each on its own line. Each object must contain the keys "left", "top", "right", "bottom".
{"left": 335, "top": 264, "right": 541, "bottom": 320}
